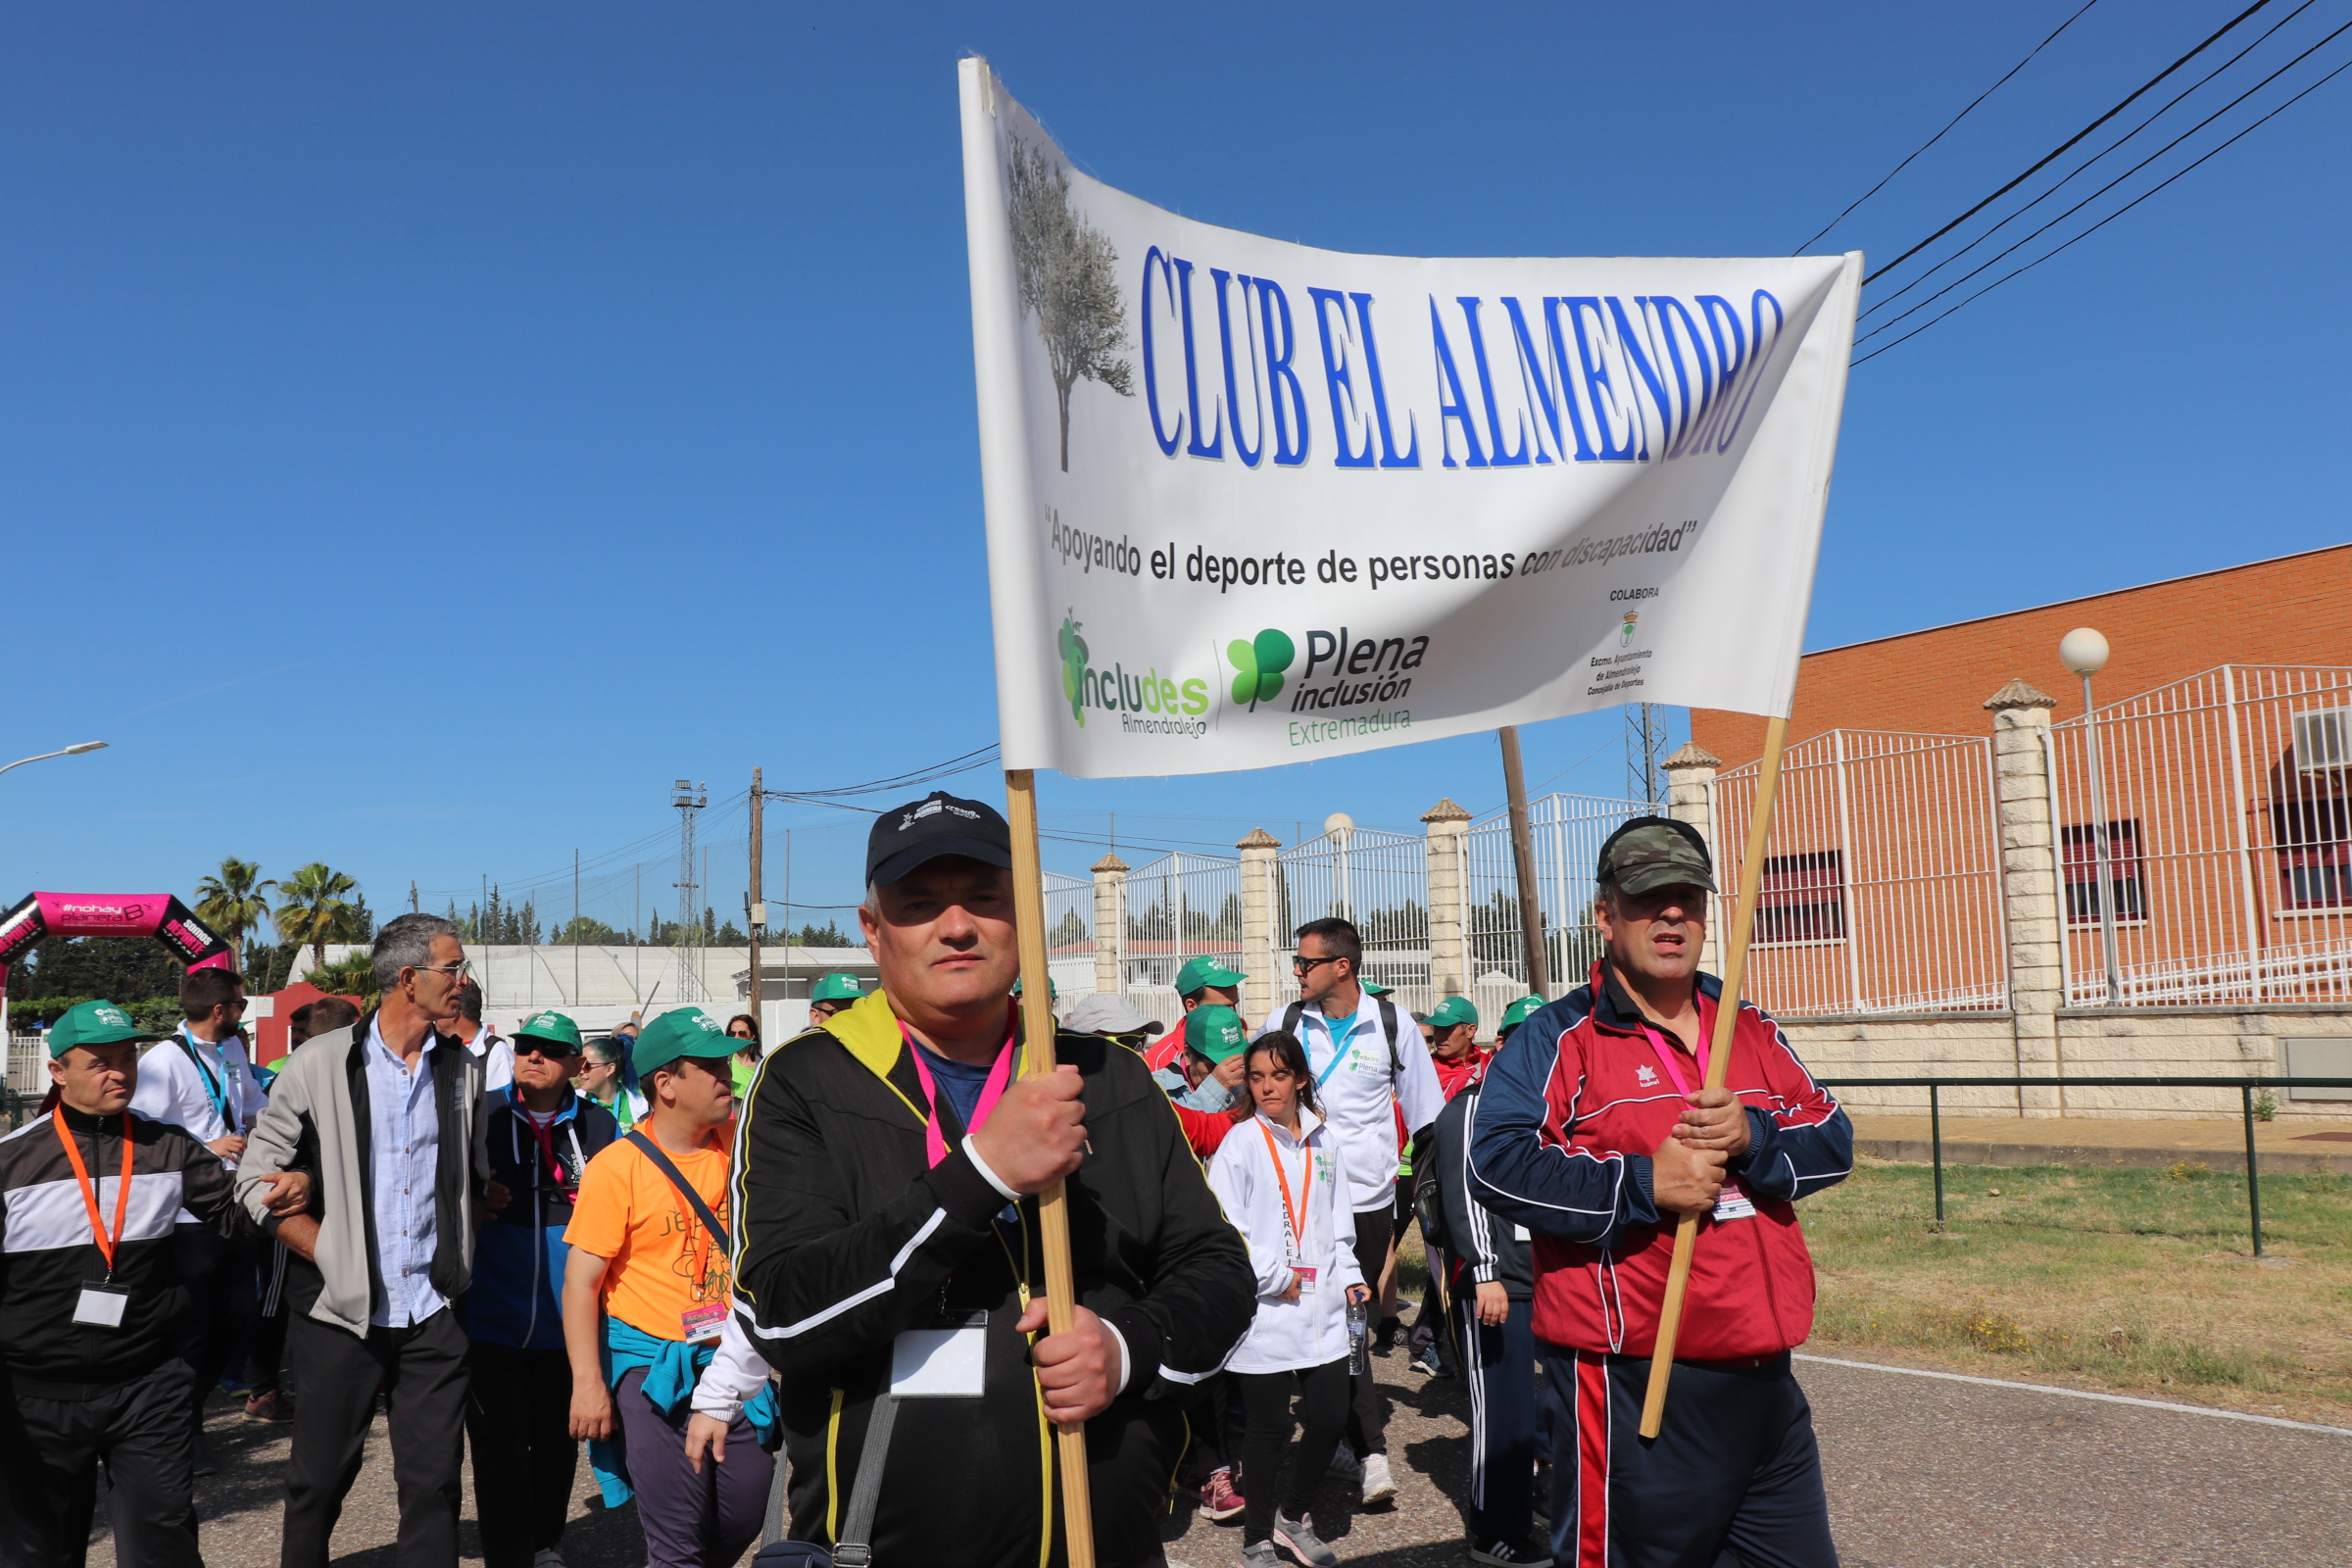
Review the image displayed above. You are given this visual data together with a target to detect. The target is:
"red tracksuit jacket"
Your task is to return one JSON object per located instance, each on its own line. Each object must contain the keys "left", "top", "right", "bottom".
{"left": 1466, "top": 961, "right": 1852, "bottom": 1360}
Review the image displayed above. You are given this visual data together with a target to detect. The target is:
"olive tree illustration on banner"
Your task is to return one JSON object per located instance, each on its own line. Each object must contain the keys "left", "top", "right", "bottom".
{"left": 1006, "top": 138, "right": 1132, "bottom": 470}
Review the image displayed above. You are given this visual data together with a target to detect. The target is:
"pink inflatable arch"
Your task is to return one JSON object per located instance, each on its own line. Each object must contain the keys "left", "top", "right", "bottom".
{"left": 0, "top": 891, "right": 235, "bottom": 997}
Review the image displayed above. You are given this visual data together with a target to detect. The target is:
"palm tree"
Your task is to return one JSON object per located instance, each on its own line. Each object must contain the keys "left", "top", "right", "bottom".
{"left": 274, "top": 863, "right": 360, "bottom": 976}
{"left": 195, "top": 858, "right": 275, "bottom": 971}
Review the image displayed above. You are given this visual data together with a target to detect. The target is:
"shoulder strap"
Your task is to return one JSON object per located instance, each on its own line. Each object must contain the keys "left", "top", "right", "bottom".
{"left": 1377, "top": 998, "right": 1402, "bottom": 1081}
{"left": 830, "top": 1394, "right": 900, "bottom": 1566}
{"left": 621, "top": 1130, "right": 729, "bottom": 1253}
{"left": 1282, "top": 1001, "right": 1303, "bottom": 1036}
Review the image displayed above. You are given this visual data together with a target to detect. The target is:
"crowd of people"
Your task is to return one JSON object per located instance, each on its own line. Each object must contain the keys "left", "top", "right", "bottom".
{"left": 0, "top": 794, "right": 1855, "bottom": 1568}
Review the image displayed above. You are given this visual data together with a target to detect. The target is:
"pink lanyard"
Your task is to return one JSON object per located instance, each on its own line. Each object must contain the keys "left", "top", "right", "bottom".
{"left": 903, "top": 1026, "right": 1019, "bottom": 1169}
{"left": 1639, "top": 1023, "right": 1707, "bottom": 1100}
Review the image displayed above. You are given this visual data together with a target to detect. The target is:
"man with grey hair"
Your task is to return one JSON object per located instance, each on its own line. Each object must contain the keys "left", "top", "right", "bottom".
{"left": 238, "top": 912, "right": 487, "bottom": 1568}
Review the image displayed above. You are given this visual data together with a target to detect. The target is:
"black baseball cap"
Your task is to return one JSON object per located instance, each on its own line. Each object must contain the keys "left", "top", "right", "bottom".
{"left": 866, "top": 790, "right": 1014, "bottom": 888}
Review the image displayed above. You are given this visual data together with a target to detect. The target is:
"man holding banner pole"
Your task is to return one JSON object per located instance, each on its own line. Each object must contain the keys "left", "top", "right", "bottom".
{"left": 729, "top": 791, "right": 1253, "bottom": 1568}
{"left": 1468, "top": 818, "right": 1851, "bottom": 1567}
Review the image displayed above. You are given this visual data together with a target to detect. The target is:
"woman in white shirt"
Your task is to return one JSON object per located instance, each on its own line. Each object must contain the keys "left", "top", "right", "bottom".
{"left": 1206, "top": 1030, "right": 1371, "bottom": 1568}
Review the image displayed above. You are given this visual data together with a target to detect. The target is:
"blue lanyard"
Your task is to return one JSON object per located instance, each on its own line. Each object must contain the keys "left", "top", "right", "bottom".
{"left": 1305, "top": 1009, "right": 1367, "bottom": 1089}
{"left": 181, "top": 1029, "right": 234, "bottom": 1130}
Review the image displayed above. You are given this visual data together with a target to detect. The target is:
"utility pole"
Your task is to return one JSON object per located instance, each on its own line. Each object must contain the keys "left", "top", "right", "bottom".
{"left": 573, "top": 849, "right": 582, "bottom": 1007}
{"left": 748, "top": 768, "right": 764, "bottom": 1021}
{"left": 1626, "top": 703, "right": 1668, "bottom": 808}
{"left": 783, "top": 828, "right": 793, "bottom": 1004}
{"left": 1498, "top": 726, "right": 1552, "bottom": 999}
{"left": 672, "top": 779, "right": 707, "bottom": 1003}
{"left": 410, "top": 880, "right": 418, "bottom": 914}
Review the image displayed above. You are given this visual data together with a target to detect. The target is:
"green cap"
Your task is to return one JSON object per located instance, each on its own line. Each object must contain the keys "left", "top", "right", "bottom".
{"left": 514, "top": 1009, "right": 583, "bottom": 1055}
{"left": 1499, "top": 995, "right": 1545, "bottom": 1034}
{"left": 1360, "top": 980, "right": 1394, "bottom": 997}
{"left": 1173, "top": 956, "right": 1245, "bottom": 997}
{"left": 1011, "top": 976, "right": 1058, "bottom": 1002}
{"left": 47, "top": 1000, "right": 167, "bottom": 1058}
{"left": 632, "top": 1007, "right": 738, "bottom": 1078}
{"left": 809, "top": 972, "right": 864, "bottom": 1004}
{"left": 1183, "top": 1004, "right": 1250, "bottom": 1063}
{"left": 1595, "top": 816, "right": 1716, "bottom": 898}
{"left": 1428, "top": 995, "right": 1479, "bottom": 1031}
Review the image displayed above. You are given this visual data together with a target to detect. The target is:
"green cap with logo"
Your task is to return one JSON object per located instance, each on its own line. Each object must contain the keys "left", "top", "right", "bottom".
{"left": 1427, "top": 995, "right": 1479, "bottom": 1031}
{"left": 1360, "top": 980, "right": 1394, "bottom": 997}
{"left": 1499, "top": 995, "right": 1546, "bottom": 1035}
{"left": 809, "top": 972, "right": 864, "bottom": 1004}
{"left": 47, "top": 1000, "right": 168, "bottom": 1058}
{"left": 632, "top": 1006, "right": 738, "bottom": 1078}
{"left": 1595, "top": 815, "right": 1716, "bottom": 898}
{"left": 1011, "top": 976, "right": 1058, "bottom": 1002}
{"left": 1173, "top": 956, "right": 1245, "bottom": 998}
{"left": 514, "top": 1009, "right": 583, "bottom": 1055}
{"left": 1183, "top": 1004, "right": 1250, "bottom": 1064}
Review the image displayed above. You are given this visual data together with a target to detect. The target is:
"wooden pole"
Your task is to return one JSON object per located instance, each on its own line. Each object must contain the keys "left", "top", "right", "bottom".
{"left": 748, "top": 768, "right": 763, "bottom": 1019}
{"left": 1498, "top": 726, "right": 1551, "bottom": 999}
{"left": 1639, "top": 713, "right": 1788, "bottom": 1440}
{"left": 1004, "top": 767, "right": 1097, "bottom": 1567}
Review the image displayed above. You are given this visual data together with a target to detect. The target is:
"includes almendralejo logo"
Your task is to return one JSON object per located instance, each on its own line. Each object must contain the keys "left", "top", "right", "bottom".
{"left": 1057, "top": 613, "right": 1211, "bottom": 737}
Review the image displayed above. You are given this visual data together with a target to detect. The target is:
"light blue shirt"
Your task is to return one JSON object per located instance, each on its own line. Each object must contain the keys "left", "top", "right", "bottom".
{"left": 365, "top": 1017, "right": 448, "bottom": 1329}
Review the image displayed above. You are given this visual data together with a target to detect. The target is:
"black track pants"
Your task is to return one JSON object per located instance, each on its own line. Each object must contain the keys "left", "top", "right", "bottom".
{"left": 0, "top": 1359, "right": 199, "bottom": 1568}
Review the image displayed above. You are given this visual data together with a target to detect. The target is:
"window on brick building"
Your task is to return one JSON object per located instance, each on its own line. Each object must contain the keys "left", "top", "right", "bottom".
{"left": 2278, "top": 841, "right": 2349, "bottom": 909}
{"left": 1753, "top": 851, "right": 1846, "bottom": 944}
{"left": 2061, "top": 819, "right": 2146, "bottom": 923}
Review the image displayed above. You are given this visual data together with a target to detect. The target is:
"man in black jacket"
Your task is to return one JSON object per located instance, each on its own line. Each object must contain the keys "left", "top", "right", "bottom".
{"left": 1429, "top": 1068, "right": 1548, "bottom": 1567}
{"left": 0, "top": 1001, "right": 270, "bottom": 1568}
{"left": 731, "top": 791, "right": 1255, "bottom": 1568}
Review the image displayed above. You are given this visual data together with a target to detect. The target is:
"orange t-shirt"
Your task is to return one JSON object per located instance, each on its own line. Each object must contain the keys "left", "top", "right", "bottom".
{"left": 563, "top": 1133, "right": 734, "bottom": 1342}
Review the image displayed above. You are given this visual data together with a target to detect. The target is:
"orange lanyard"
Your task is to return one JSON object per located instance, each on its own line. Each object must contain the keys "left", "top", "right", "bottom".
{"left": 55, "top": 1112, "right": 133, "bottom": 1279}
{"left": 1257, "top": 1120, "right": 1312, "bottom": 1258}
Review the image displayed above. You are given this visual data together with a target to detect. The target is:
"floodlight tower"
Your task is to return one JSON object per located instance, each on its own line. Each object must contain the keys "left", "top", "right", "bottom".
{"left": 673, "top": 778, "right": 708, "bottom": 1002}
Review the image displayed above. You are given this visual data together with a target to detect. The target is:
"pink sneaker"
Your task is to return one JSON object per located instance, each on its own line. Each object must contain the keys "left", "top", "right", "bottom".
{"left": 1198, "top": 1467, "right": 1246, "bottom": 1522}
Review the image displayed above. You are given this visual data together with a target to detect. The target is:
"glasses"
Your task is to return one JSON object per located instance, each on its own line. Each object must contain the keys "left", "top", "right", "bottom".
{"left": 409, "top": 959, "right": 472, "bottom": 980}
{"left": 1291, "top": 955, "right": 1344, "bottom": 974}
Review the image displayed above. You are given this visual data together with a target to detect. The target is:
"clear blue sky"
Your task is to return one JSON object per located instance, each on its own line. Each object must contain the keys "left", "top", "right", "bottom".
{"left": 5, "top": 1, "right": 2345, "bottom": 935}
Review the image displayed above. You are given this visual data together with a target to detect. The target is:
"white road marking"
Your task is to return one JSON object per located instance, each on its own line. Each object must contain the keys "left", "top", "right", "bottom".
{"left": 1793, "top": 1352, "right": 2352, "bottom": 1437}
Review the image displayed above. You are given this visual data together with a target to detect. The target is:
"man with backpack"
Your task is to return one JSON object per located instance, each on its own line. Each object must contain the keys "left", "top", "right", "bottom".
{"left": 1257, "top": 916, "right": 1445, "bottom": 1507}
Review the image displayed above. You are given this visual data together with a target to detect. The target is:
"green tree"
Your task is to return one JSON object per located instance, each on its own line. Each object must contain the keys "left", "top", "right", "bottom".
{"left": 274, "top": 863, "right": 360, "bottom": 974}
{"left": 555, "top": 916, "right": 621, "bottom": 946}
{"left": 195, "top": 858, "right": 275, "bottom": 970}
{"left": 306, "top": 949, "right": 378, "bottom": 1004}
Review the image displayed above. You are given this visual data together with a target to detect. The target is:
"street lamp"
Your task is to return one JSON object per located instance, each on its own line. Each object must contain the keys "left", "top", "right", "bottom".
{"left": 1325, "top": 811, "right": 1355, "bottom": 922}
{"left": 2060, "top": 628, "right": 2123, "bottom": 1006}
{"left": 0, "top": 741, "right": 108, "bottom": 779}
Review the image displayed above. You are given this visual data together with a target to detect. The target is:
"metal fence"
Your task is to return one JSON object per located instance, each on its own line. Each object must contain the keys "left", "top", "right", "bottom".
{"left": 1115, "top": 853, "right": 1246, "bottom": 1020}
{"left": 1461, "top": 793, "right": 1648, "bottom": 1002}
{"left": 1269, "top": 826, "right": 1434, "bottom": 1015}
{"left": 1043, "top": 870, "right": 1095, "bottom": 1001}
{"left": 1713, "top": 730, "right": 2009, "bottom": 1016}
{"left": 2046, "top": 664, "right": 2352, "bottom": 1007}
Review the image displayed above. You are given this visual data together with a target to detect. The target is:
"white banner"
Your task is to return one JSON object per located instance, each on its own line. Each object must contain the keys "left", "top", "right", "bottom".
{"left": 961, "top": 59, "right": 1860, "bottom": 781}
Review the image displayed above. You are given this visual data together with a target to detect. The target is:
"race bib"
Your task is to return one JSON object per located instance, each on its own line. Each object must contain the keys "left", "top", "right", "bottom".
{"left": 1293, "top": 1265, "right": 1319, "bottom": 1297}
{"left": 1712, "top": 1181, "right": 1757, "bottom": 1223}
{"left": 680, "top": 1301, "right": 728, "bottom": 1343}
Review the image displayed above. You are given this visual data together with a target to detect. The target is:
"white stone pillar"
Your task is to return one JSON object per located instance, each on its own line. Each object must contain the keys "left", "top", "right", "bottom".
{"left": 1091, "top": 854, "right": 1127, "bottom": 998}
{"left": 1236, "top": 828, "right": 1281, "bottom": 1024}
{"left": 1985, "top": 679, "right": 2065, "bottom": 1117}
{"left": 1422, "top": 798, "right": 1473, "bottom": 1002}
{"left": 1663, "top": 742, "right": 1724, "bottom": 975}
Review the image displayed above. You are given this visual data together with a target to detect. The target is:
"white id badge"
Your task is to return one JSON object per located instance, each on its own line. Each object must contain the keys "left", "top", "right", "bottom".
{"left": 1712, "top": 1181, "right": 1758, "bottom": 1223}
{"left": 74, "top": 1287, "right": 128, "bottom": 1328}
{"left": 890, "top": 1313, "right": 988, "bottom": 1397}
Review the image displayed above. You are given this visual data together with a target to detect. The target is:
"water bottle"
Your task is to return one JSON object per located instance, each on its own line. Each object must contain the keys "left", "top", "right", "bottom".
{"left": 1346, "top": 1297, "right": 1369, "bottom": 1375}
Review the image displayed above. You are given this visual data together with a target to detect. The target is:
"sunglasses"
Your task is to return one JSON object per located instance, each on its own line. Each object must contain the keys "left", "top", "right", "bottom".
{"left": 1291, "top": 955, "right": 1346, "bottom": 974}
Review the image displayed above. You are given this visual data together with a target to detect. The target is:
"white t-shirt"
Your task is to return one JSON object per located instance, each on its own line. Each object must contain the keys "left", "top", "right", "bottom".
{"left": 1258, "top": 993, "right": 1446, "bottom": 1213}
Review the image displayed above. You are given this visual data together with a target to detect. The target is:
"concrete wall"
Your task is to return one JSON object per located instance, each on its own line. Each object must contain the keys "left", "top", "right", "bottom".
{"left": 1778, "top": 1004, "right": 2352, "bottom": 1119}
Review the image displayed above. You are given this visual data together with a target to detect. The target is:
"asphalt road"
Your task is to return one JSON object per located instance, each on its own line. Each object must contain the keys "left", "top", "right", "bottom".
{"left": 85, "top": 1345, "right": 2351, "bottom": 1568}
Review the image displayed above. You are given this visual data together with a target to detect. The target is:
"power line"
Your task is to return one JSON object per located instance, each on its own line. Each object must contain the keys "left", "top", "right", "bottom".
{"left": 1858, "top": 13, "right": 2352, "bottom": 349}
{"left": 1865, "top": 0, "right": 2278, "bottom": 285}
{"left": 1793, "top": 0, "right": 2105, "bottom": 255}
{"left": 1854, "top": 47, "right": 2352, "bottom": 365}
{"left": 1861, "top": 0, "right": 2323, "bottom": 321}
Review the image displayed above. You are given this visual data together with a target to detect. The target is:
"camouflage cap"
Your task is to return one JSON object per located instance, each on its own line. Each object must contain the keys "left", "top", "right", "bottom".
{"left": 1595, "top": 815, "right": 1716, "bottom": 898}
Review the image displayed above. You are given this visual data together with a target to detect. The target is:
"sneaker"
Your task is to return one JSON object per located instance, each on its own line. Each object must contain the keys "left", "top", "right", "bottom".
{"left": 1359, "top": 1451, "right": 1397, "bottom": 1506}
{"left": 531, "top": 1550, "right": 567, "bottom": 1568}
{"left": 1325, "top": 1448, "right": 1362, "bottom": 1483}
{"left": 1273, "top": 1511, "right": 1339, "bottom": 1568}
{"left": 1240, "top": 1542, "right": 1281, "bottom": 1568}
{"left": 244, "top": 1389, "right": 295, "bottom": 1423}
{"left": 1199, "top": 1467, "right": 1246, "bottom": 1522}
{"left": 1469, "top": 1536, "right": 1553, "bottom": 1566}
{"left": 1407, "top": 1348, "right": 1446, "bottom": 1378}
{"left": 1373, "top": 1315, "right": 1403, "bottom": 1353}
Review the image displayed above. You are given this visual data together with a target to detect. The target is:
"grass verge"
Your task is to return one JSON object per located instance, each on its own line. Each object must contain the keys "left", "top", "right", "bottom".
{"left": 1802, "top": 1157, "right": 2352, "bottom": 1424}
